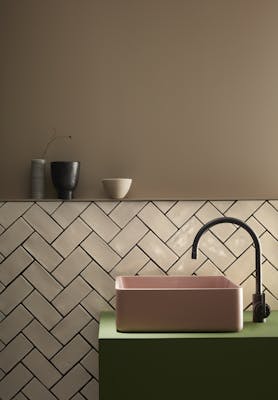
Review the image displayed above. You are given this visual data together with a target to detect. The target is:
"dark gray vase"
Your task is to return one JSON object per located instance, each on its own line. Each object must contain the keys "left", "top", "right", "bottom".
{"left": 51, "top": 161, "right": 80, "bottom": 200}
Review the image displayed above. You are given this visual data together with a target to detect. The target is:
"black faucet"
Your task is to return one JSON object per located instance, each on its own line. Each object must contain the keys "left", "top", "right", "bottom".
{"left": 191, "top": 217, "right": 271, "bottom": 323}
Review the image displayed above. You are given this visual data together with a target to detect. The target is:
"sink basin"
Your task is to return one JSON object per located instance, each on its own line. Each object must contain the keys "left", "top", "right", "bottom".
{"left": 116, "top": 275, "right": 243, "bottom": 332}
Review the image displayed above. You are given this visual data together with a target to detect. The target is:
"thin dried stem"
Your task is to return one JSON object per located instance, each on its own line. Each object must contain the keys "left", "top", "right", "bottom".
{"left": 42, "top": 128, "right": 72, "bottom": 158}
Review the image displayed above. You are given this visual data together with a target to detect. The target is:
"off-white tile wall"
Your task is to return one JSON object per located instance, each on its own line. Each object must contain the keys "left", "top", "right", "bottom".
{"left": 0, "top": 200, "right": 277, "bottom": 399}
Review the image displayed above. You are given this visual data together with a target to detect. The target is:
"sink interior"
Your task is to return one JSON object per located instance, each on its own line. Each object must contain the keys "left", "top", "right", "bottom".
{"left": 116, "top": 275, "right": 243, "bottom": 333}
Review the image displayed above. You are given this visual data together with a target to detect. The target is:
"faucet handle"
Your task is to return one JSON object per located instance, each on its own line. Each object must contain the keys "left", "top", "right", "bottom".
{"left": 264, "top": 303, "right": 271, "bottom": 318}
{"left": 253, "top": 293, "right": 271, "bottom": 322}
{"left": 254, "top": 303, "right": 271, "bottom": 321}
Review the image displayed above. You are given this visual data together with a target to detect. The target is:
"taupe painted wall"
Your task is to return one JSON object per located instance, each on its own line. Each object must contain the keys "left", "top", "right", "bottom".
{"left": 0, "top": 0, "right": 277, "bottom": 199}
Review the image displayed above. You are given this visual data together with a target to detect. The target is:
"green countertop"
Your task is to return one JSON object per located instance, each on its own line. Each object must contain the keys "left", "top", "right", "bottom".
{"left": 99, "top": 310, "right": 278, "bottom": 339}
{"left": 99, "top": 311, "right": 278, "bottom": 399}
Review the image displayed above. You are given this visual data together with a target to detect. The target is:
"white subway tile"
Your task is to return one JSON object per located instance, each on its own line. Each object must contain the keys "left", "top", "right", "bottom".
{"left": 139, "top": 232, "right": 178, "bottom": 271}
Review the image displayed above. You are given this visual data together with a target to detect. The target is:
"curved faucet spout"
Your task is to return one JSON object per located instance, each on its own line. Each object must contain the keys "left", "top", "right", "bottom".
{"left": 192, "top": 217, "right": 262, "bottom": 295}
{"left": 191, "top": 217, "right": 270, "bottom": 323}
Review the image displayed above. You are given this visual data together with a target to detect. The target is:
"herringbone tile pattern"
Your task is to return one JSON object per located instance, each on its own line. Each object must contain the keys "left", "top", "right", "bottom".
{"left": 0, "top": 200, "right": 277, "bottom": 399}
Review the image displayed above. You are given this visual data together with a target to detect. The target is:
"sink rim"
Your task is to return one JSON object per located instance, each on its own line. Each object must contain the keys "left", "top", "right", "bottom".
{"left": 115, "top": 275, "right": 241, "bottom": 291}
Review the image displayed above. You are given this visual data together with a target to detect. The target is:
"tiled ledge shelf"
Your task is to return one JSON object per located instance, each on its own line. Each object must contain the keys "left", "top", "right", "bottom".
{"left": 1, "top": 198, "right": 278, "bottom": 201}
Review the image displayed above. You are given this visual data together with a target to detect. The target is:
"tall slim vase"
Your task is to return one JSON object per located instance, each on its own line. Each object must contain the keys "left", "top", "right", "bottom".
{"left": 31, "top": 159, "right": 46, "bottom": 199}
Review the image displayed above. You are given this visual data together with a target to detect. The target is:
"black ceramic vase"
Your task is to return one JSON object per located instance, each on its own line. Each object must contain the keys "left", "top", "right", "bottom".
{"left": 51, "top": 161, "right": 80, "bottom": 200}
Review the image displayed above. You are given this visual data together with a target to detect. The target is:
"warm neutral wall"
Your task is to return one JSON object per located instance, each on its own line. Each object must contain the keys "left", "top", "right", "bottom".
{"left": 0, "top": 0, "right": 278, "bottom": 199}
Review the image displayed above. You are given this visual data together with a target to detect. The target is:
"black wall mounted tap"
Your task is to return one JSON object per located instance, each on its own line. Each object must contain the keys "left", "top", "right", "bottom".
{"left": 191, "top": 217, "right": 271, "bottom": 323}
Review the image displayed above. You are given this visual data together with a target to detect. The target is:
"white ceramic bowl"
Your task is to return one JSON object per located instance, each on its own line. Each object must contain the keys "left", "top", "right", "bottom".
{"left": 102, "top": 178, "right": 132, "bottom": 199}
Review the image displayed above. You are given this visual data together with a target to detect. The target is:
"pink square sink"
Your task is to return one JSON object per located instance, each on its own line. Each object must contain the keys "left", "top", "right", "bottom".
{"left": 116, "top": 275, "right": 243, "bottom": 332}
